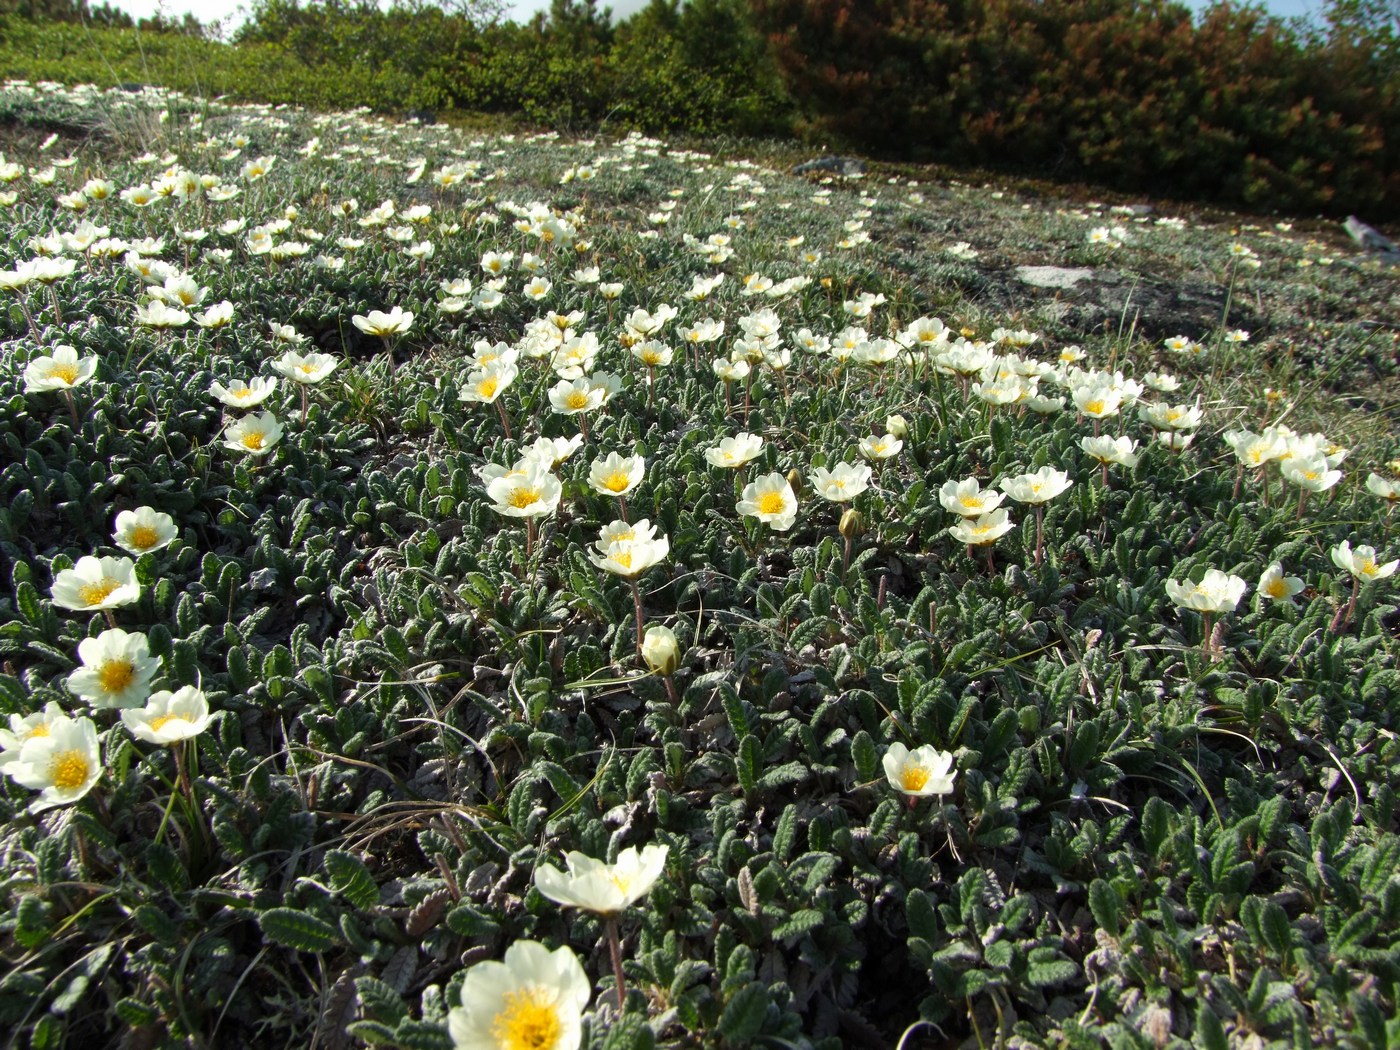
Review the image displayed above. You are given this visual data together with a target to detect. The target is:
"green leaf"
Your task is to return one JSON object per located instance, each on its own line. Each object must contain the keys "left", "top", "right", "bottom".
{"left": 392, "top": 1018, "right": 454, "bottom": 1050}
{"left": 259, "top": 908, "right": 338, "bottom": 953}
{"left": 325, "top": 849, "right": 379, "bottom": 910}
{"left": 1195, "top": 1002, "right": 1228, "bottom": 1050}
{"left": 851, "top": 730, "right": 879, "bottom": 783}
{"left": 906, "top": 888, "right": 938, "bottom": 942}
{"left": 1089, "top": 879, "right": 1122, "bottom": 938}
{"left": 445, "top": 903, "right": 500, "bottom": 938}
{"left": 718, "top": 981, "right": 769, "bottom": 1043}
{"left": 602, "top": 1013, "right": 656, "bottom": 1050}
{"left": 773, "top": 908, "right": 825, "bottom": 941}
{"left": 1025, "top": 958, "right": 1079, "bottom": 987}
{"left": 772, "top": 805, "right": 798, "bottom": 862}
{"left": 736, "top": 734, "right": 759, "bottom": 794}
{"left": 756, "top": 761, "right": 807, "bottom": 792}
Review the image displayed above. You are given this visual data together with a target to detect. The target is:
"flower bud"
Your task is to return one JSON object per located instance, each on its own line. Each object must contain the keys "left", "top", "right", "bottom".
{"left": 641, "top": 625, "right": 680, "bottom": 677}
{"left": 839, "top": 508, "right": 865, "bottom": 540}
{"left": 885, "top": 414, "right": 908, "bottom": 439}
{"left": 785, "top": 467, "right": 804, "bottom": 495}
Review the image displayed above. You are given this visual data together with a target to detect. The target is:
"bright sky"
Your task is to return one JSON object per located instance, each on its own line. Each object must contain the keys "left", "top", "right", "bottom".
{"left": 103, "top": 0, "right": 1327, "bottom": 32}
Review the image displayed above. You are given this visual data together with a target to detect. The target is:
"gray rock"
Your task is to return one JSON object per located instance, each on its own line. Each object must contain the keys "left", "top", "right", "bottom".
{"left": 791, "top": 156, "right": 866, "bottom": 177}
{"left": 1015, "top": 265, "right": 1094, "bottom": 289}
{"left": 1345, "top": 215, "right": 1400, "bottom": 264}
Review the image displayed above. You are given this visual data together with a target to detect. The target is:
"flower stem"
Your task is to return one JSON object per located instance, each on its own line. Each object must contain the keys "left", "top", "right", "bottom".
{"left": 606, "top": 915, "right": 628, "bottom": 1013}
{"left": 496, "top": 400, "right": 513, "bottom": 440}
{"left": 629, "top": 578, "right": 644, "bottom": 658}
{"left": 64, "top": 389, "right": 80, "bottom": 430}
{"left": 1034, "top": 504, "right": 1044, "bottom": 567}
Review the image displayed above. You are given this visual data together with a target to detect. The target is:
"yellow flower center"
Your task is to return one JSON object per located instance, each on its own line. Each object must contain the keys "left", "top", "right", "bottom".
{"left": 870, "top": 441, "right": 887, "bottom": 455}
{"left": 959, "top": 496, "right": 981, "bottom": 509}
{"left": 1266, "top": 579, "right": 1288, "bottom": 598}
{"left": 97, "top": 660, "right": 136, "bottom": 693}
{"left": 49, "top": 749, "right": 91, "bottom": 790}
{"left": 148, "top": 714, "right": 188, "bottom": 733}
{"left": 78, "top": 578, "right": 121, "bottom": 606}
{"left": 757, "top": 491, "right": 787, "bottom": 515}
{"left": 231, "top": 386, "right": 251, "bottom": 399}
{"left": 490, "top": 988, "right": 561, "bottom": 1050}
{"left": 298, "top": 364, "right": 316, "bottom": 375}
{"left": 478, "top": 378, "right": 499, "bottom": 399}
{"left": 48, "top": 362, "right": 79, "bottom": 384}
{"left": 612, "top": 550, "right": 634, "bottom": 570}
{"left": 603, "top": 471, "right": 631, "bottom": 493}
{"left": 128, "top": 525, "right": 161, "bottom": 551}
{"left": 241, "top": 432, "right": 266, "bottom": 451}
{"left": 565, "top": 392, "right": 589, "bottom": 410}
{"left": 642, "top": 350, "right": 663, "bottom": 365}
{"left": 508, "top": 487, "right": 541, "bottom": 509}
{"left": 26, "top": 723, "right": 50, "bottom": 739}
{"left": 972, "top": 524, "right": 992, "bottom": 537}
{"left": 1361, "top": 559, "right": 1377, "bottom": 577}
{"left": 1165, "top": 409, "right": 1182, "bottom": 423}
{"left": 1303, "top": 470, "right": 1319, "bottom": 481}
{"left": 900, "top": 766, "right": 930, "bottom": 792}
{"left": 1085, "top": 400, "right": 1104, "bottom": 415}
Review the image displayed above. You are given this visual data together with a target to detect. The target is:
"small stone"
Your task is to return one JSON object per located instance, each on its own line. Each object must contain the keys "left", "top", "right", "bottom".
{"left": 1016, "top": 265, "right": 1094, "bottom": 289}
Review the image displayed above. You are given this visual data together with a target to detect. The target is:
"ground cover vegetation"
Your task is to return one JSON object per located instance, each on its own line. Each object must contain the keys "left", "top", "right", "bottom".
{"left": 1, "top": 0, "right": 1399, "bottom": 217}
{"left": 0, "top": 79, "right": 1398, "bottom": 1049}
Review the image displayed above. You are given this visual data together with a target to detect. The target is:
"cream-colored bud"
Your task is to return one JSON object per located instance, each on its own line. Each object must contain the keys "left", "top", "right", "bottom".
{"left": 839, "top": 508, "right": 865, "bottom": 540}
{"left": 885, "top": 414, "right": 909, "bottom": 439}
{"left": 641, "top": 625, "right": 680, "bottom": 677}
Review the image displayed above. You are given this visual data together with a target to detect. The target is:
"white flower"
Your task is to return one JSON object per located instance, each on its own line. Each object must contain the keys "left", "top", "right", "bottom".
{"left": 4, "top": 714, "right": 102, "bottom": 813}
{"left": 222, "top": 411, "right": 283, "bottom": 457}
{"left": 999, "top": 467, "right": 1073, "bottom": 505}
{"left": 1330, "top": 541, "right": 1398, "bottom": 582}
{"left": 1258, "top": 563, "right": 1304, "bottom": 604}
{"left": 67, "top": 628, "right": 159, "bottom": 709}
{"left": 271, "top": 351, "right": 339, "bottom": 385}
{"left": 0, "top": 702, "right": 68, "bottom": 773}
{"left": 588, "top": 453, "right": 645, "bottom": 497}
{"left": 134, "top": 300, "right": 190, "bottom": 328}
{"left": 486, "top": 464, "right": 562, "bottom": 519}
{"left": 534, "top": 845, "right": 669, "bottom": 914}
{"left": 1080, "top": 435, "right": 1139, "bottom": 469}
{"left": 447, "top": 940, "right": 590, "bottom": 1050}
{"left": 1139, "top": 401, "right": 1203, "bottom": 431}
{"left": 737, "top": 473, "right": 798, "bottom": 531}
{"left": 947, "top": 509, "right": 1013, "bottom": 546}
{"left": 113, "top": 506, "right": 177, "bottom": 556}
{"left": 1280, "top": 454, "right": 1341, "bottom": 493}
{"left": 548, "top": 377, "right": 604, "bottom": 416}
{"left": 859, "top": 434, "right": 903, "bottom": 460}
{"left": 122, "top": 686, "right": 211, "bottom": 745}
{"left": 51, "top": 556, "right": 140, "bottom": 612}
{"left": 588, "top": 531, "right": 669, "bottom": 578}
{"left": 882, "top": 742, "right": 956, "bottom": 797}
{"left": 459, "top": 362, "right": 518, "bottom": 405}
{"left": 194, "top": 300, "right": 235, "bottom": 328}
{"left": 352, "top": 307, "right": 414, "bottom": 337}
{"left": 1365, "top": 473, "right": 1400, "bottom": 502}
{"left": 1165, "top": 569, "right": 1248, "bottom": 613}
{"left": 939, "top": 478, "right": 1004, "bottom": 518}
{"left": 211, "top": 376, "right": 278, "bottom": 410}
{"left": 705, "top": 433, "right": 764, "bottom": 468}
{"left": 810, "top": 461, "right": 872, "bottom": 503}
{"left": 23, "top": 345, "right": 97, "bottom": 392}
